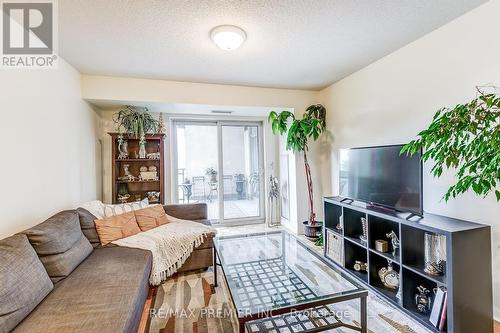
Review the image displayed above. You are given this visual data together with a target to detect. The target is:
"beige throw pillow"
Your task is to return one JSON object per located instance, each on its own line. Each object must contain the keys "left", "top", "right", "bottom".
{"left": 135, "top": 205, "right": 169, "bottom": 231}
{"left": 94, "top": 211, "right": 142, "bottom": 245}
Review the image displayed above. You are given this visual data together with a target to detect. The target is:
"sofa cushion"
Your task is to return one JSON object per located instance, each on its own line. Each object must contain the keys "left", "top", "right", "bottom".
{"left": 77, "top": 207, "right": 101, "bottom": 248}
{"left": 12, "top": 247, "right": 152, "bottom": 333}
{"left": 135, "top": 205, "right": 169, "bottom": 231}
{"left": 22, "top": 210, "right": 93, "bottom": 283}
{"left": 0, "top": 234, "right": 53, "bottom": 333}
{"left": 95, "top": 211, "right": 142, "bottom": 245}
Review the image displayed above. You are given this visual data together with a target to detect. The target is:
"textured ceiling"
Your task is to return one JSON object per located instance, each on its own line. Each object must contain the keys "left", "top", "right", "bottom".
{"left": 59, "top": 0, "right": 486, "bottom": 90}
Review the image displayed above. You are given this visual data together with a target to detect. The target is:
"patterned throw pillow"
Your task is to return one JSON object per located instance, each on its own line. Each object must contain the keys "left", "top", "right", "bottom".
{"left": 94, "top": 211, "right": 142, "bottom": 245}
{"left": 102, "top": 198, "right": 149, "bottom": 217}
{"left": 80, "top": 200, "right": 105, "bottom": 219}
{"left": 135, "top": 205, "right": 169, "bottom": 231}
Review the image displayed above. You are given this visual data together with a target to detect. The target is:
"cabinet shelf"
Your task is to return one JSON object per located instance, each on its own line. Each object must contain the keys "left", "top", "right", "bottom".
{"left": 369, "top": 248, "right": 400, "bottom": 263}
{"left": 325, "top": 226, "right": 342, "bottom": 236}
{"left": 115, "top": 158, "right": 160, "bottom": 162}
{"left": 116, "top": 180, "right": 160, "bottom": 184}
{"left": 344, "top": 236, "right": 367, "bottom": 248}
{"left": 403, "top": 264, "right": 446, "bottom": 285}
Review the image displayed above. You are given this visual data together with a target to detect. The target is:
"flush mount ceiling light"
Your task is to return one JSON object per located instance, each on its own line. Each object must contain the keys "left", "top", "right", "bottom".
{"left": 210, "top": 25, "right": 246, "bottom": 51}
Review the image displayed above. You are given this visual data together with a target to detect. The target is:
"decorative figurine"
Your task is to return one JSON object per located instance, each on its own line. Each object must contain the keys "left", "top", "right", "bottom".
{"left": 139, "top": 171, "right": 158, "bottom": 181}
{"left": 359, "top": 217, "right": 368, "bottom": 243}
{"left": 336, "top": 215, "right": 343, "bottom": 233}
{"left": 353, "top": 260, "right": 367, "bottom": 272}
{"left": 117, "top": 137, "right": 129, "bottom": 159}
{"left": 386, "top": 231, "right": 400, "bottom": 257}
{"left": 139, "top": 139, "right": 147, "bottom": 159}
{"left": 424, "top": 233, "right": 446, "bottom": 276}
{"left": 148, "top": 165, "right": 157, "bottom": 172}
{"left": 415, "top": 285, "right": 433, "bottom": 313}
{"left": 119, "top": 164, "right": 136, "bottom": 181}
{"left": 158, "top": 113, "right": 166, "bottom": 135}
{"left": 267, "top": 175, "right": 280, "bottom": 227}
{"left": 139, "top": 166, "right": 148, "bottom": 172}
{"left": 378, "top": 259, "right": 399, "bottom": 289}
{"left": 147, "top": 152, "right": 160, "bottom": 159}
{"left": 147, "top": 191, "right": 160, "bottom": 203}
{"left": 117, "top": 194, "right": 130, "bottom": 203}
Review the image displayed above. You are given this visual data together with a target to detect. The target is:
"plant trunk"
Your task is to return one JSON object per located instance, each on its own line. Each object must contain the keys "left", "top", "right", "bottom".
{"left": 304, "top": 152, "right": 315, "bottom": 225}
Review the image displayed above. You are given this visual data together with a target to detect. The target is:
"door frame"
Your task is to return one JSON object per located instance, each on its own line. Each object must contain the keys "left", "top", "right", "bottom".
{"left": 171, "top": 119, "right": 265, "bottom": 225}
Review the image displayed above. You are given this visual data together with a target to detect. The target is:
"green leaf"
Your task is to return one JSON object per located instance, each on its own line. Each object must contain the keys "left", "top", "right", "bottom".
{"left": 402, "top": 87, "right": 500, "bottom": 201}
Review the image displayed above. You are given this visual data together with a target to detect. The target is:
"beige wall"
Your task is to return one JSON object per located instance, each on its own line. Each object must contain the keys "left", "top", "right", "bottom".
{"left": 319, "top": 0, "right": 500, "bottom": 316}
{"left": 83, "top": 76, "right": 320, "bottom": 233}
{"left": 0, "top": 60, "right": 101, "bottom": 238}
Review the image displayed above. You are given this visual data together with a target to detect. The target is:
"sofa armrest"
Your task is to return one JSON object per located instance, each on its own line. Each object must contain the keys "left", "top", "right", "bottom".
{"left": 163, "top": 203, "right": 208, "bottom": 221}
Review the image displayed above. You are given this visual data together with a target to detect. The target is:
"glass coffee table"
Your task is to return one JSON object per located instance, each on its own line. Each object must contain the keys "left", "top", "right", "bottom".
{"left": 213, "top": 231, "right": 368, "bottom": 333}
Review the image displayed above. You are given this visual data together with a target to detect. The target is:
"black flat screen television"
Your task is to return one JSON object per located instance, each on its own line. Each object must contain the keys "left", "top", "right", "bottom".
{"left": 339, "top": 145, "right": 423, "bottom": 215}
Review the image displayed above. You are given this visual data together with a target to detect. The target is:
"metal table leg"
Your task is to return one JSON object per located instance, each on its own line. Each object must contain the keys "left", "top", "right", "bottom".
{"left": 360, "top": 294, "right": 367, "bottom": 333}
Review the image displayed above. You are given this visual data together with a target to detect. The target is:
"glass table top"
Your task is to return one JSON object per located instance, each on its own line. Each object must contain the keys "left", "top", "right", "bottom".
{"left": 214, "top": 231, "right": 366, "bottom": 317}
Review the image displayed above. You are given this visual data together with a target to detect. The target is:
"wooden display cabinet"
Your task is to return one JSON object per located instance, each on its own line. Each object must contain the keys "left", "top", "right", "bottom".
{"left": 109, "top": 133, "right": 165, "bottom": 204}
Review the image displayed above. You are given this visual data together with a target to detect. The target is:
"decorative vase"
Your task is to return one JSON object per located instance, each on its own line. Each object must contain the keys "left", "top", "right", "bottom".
{"left": 139, "top": 141, "right": 146, "bottom": 159}
{"left": 118, "top": 139, "right": 129, "bottom": 159}
{"left": 424, "top": 233, "right": 446, "bottom": 276}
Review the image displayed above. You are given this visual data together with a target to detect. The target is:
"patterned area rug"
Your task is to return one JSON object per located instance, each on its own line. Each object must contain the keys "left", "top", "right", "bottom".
{"left": 149, "top": 268, "right": 432, "bottom": 333}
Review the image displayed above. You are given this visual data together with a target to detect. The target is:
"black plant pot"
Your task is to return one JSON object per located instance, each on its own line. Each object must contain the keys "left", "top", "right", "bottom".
{"left": 303, "top": 221, "right": 323, "bottom": 241}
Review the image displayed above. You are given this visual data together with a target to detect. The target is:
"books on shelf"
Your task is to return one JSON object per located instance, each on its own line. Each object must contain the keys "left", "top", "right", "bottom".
{"left": 429, "top": 286, "right": 447, "bottom": 331}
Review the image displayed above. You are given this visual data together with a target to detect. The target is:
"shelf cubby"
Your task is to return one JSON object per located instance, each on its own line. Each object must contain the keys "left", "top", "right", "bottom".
{"left": 402, "top": 268, "right": 440, "bottom": 323}
{"left": 368, "top": 251, "right": 400, "bottom": 302}
{"left": 344, "top": 240, "right": 368, "bottom": 283}
{"left": 343, "top": 207, "right": 367, "bottom": 242}
{"left": 324, "top": 202, "right": 342, "bottom": 235}
{"left": 368, "top": 215, "right": 400, "bottom": 262}
{"left": 401, "top": 224, "right": 447, "bottom": 282}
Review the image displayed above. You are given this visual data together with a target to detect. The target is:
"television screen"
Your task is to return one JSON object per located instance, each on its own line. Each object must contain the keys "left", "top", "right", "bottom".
{"left": 339, "top": 145, "right": 422, "bottom": 215}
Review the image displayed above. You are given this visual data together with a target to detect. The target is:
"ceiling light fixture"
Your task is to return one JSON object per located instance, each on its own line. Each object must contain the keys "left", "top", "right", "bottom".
{"left": 210, "top": 25, "right": 246, "bottom": 51}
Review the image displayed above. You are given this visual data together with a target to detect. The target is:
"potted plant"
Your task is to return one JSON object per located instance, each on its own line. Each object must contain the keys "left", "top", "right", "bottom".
{"left": 269, "top": 104, "right": 327, "bottom": 241}
{"left": 113, "top": 106, "right": 160, "bottom": 158}
{"left": 401, "top": 87, "right": 499, "bottom": 202}
{"left": 205, "top": 167, "right": 218, "bottom": 183}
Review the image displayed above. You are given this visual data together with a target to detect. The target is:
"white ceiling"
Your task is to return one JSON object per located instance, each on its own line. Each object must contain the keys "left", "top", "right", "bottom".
{"left": 60, "top": 0, "right": 486, "bottom": 90}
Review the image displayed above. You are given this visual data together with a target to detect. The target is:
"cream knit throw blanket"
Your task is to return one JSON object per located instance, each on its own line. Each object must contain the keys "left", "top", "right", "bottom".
{"left": 112, "top": 215, "right": 215, "bottom": 286}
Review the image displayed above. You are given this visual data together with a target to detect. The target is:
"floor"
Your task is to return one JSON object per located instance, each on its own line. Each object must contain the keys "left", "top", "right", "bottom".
{"left": 149, "top": 223, "right": 434, "bottom": 333}
{"left": 181, "top": 198, "right": 260, "bottom": 221}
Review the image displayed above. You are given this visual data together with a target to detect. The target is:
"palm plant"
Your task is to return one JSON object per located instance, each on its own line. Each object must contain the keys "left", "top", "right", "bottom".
{"left": 269, "top": 104, "right": 327, "bottom": 226}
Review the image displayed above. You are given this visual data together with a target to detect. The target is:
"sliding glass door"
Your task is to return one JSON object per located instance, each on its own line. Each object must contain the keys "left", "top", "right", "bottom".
{"left": 173, "top": 120, "right": 264, "bottom": 224}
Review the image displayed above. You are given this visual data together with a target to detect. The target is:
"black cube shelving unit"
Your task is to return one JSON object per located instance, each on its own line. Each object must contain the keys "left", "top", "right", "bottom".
{"left": 323, "top": 196, "right": 492, "bottom": 333}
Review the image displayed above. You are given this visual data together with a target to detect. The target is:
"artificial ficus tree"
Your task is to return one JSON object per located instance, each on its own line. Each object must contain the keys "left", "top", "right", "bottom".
{"left": 269, "top": 104, "right": 327, "bottom": 225}
{"left": 401, "top": 87, "right": 500, "bottom": 202}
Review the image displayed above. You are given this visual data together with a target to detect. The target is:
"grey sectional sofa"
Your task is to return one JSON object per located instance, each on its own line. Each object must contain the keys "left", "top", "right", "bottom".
{"left": 0, "top": 203, "right": 213, "bottom": 333}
